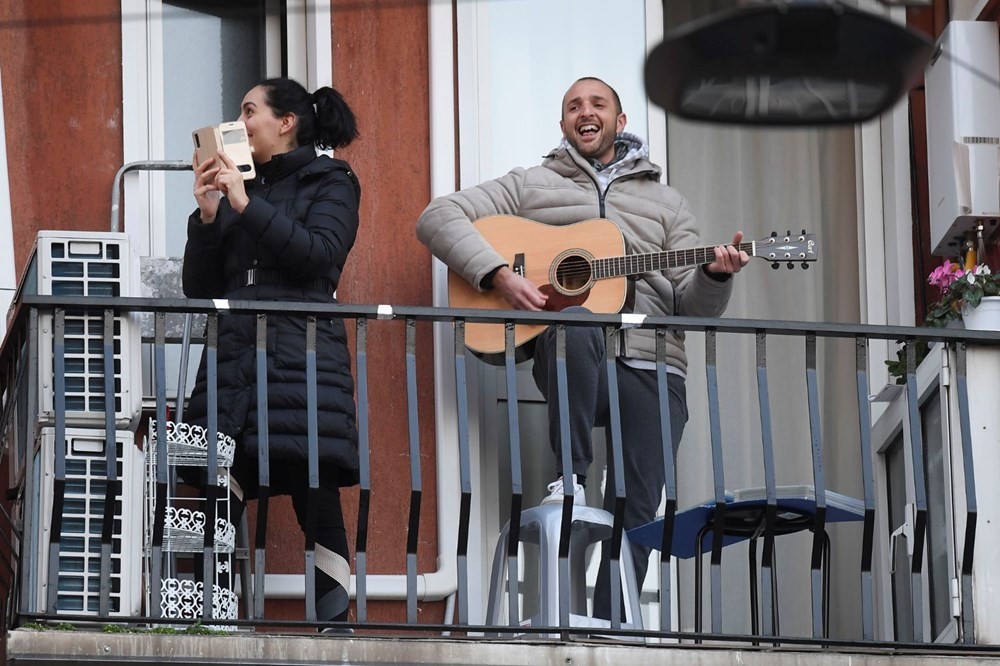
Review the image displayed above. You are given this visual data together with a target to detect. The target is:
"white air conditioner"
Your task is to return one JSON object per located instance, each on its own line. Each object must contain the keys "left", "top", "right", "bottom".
{"left": 16, "top": 231, "right": 143, "bottom": 429}
{"left": 924, "top": 21, "right": 1000, "bottom": 257}
{"left": 31, "top": 427, "right": 143, "bottom": 616}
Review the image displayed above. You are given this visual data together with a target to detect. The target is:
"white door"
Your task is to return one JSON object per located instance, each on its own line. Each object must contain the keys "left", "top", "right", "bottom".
{"left": 873, "top": 347, "right": 959, "bottom": 643}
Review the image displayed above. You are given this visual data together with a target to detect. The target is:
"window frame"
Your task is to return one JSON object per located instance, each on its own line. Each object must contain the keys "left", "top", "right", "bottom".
{"left": 119, "top": 0, "right": 331, "bottom": 258}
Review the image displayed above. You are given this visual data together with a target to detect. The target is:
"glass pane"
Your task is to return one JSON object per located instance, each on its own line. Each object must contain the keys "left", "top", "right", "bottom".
{"left": 474, "top": 0, "right": 649, "bottom": 182}
{"left": 921, "top": 387, "right": 951, "bottom": 639}
{"left": 161, "top": 0, "right": 267, "bottom": 258}
{"left": 885, "top": 433, "right": 912, "bottom": 643}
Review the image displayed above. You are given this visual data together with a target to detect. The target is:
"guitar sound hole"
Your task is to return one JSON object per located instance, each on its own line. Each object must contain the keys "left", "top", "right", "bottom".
{"left": 554, "top": 255, "right": 593, "bottom": 294}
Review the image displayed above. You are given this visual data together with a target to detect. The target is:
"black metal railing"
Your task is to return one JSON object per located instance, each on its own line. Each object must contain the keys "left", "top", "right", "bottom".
{"left": 0, "top": 293, "right": 997, "bottom": 652}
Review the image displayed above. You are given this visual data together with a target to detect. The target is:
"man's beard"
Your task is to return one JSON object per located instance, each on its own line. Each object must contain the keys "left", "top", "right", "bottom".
{"left": 569, "top": 132, "right": 614, "bottom": 162}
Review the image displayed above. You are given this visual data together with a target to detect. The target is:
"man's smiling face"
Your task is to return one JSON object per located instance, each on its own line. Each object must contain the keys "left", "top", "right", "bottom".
{"left": 560, "top": 78, "right": 626, "bottom": 165}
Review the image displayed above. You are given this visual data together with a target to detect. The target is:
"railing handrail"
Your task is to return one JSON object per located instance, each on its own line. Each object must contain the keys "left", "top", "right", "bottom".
{"left": 0, "top": 294, "right": 993, "bottom": 646}
{"left": 9, "top": 293, "right": 1000, "bottom": 343}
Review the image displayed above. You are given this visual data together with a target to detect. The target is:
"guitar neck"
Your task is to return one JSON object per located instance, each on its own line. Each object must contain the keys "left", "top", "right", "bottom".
{"left": 592, "top": 242, "right": 756, "bottom": 279}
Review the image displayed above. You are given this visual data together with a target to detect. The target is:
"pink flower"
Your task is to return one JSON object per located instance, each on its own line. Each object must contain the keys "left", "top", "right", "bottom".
{"left": 927, "top": 260, "right": 965, "bottom": 294}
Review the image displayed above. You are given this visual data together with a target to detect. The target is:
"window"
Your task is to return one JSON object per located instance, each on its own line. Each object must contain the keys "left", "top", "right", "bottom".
{"left": 120, "top": 0, "right": 329, "bottom": 258}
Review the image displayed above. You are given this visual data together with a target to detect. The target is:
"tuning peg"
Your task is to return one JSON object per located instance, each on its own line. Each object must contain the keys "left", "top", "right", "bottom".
{"left": 801, "top": 229, "right": 806, "bottom": 236}
{"left": 801, "top": 262, "right": 810, "bottom": 270}
{"left": 770, "top": 231, "right": 777, "bottom": 238}
{"left": 786, "top": 262, "right": 794, "bottom": 270}
{"left": 772, "top": 262, "right": 779, "bottom": 270}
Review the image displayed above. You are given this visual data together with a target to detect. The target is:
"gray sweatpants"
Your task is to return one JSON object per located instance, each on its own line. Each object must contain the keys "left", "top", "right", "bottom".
{"left": 531, "top": 311, "right": 688, "bottom": 620}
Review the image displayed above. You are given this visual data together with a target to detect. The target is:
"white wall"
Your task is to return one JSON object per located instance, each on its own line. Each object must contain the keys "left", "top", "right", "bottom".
{"left": 0, "top": 63, "right": 16, "bottom": 341}
{"left": 950, "top": 0, "right": 991, "bottom": 21}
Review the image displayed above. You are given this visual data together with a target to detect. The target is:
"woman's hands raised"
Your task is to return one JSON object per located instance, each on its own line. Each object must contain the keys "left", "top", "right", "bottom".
{"left": 213, "top": 151, "right": 249, "bottom": 213}
{"left": 192, "top": 150, "right": 250, "bottom": 224}
{"left": 192, "top": 150, "right": 221, "bottom": 224}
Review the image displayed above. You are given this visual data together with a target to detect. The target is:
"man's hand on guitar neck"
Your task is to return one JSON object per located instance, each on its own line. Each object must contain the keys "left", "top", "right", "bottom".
{"left": 486, "top": 230, "right": 748, "bottom": 311}
{"left": 704, "top": 231, "right": 751, "bottom": 278}
{"left": 491, "top": 266, "right": 549, "bottom": 311}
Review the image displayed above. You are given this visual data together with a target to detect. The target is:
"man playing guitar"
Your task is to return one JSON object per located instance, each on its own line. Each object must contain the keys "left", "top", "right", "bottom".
{"left": 417, "top": 77, "right": 749, "bottom": 620}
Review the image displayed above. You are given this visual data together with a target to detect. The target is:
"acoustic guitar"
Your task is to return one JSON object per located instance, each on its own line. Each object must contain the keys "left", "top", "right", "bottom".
{"left": 447, "top": 215, "right": 818, "bottom": 360}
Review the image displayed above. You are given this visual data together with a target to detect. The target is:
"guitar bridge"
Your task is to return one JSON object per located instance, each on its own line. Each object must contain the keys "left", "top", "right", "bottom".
{"left": 513, "top": 253, "right": 525, "bottom": 277}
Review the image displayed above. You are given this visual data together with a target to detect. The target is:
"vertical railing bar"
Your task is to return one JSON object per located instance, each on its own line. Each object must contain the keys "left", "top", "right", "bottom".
{"left": 504, "top": 321, "right": 523, "bottom": 630}
{"left": 755, "top": 331, "right": 778, "bottom": 641}
{"left": 656, "top": 327, "right": 676, "bottom": 634}
{"left": 954, "top": 342, "right": 977, "bottom": 643}
{"left": 151, "top": 312, "right": 169, "bottom": 618}
{"left": 904, "top": 339, "right": 928, "bottom": 643}
{"left": 454, "top": 321, "right": 472, "bottom": 625}
{"left": 304, "top": 316, "right": 318, "bottom": 623}
{"left": 855, "top": 336, "right": 876, "bottom": 640}
{"left": 554, "top": 324, "right": 573, "bottom": 634}
{"left": 405, "top": 317, "right": 423, "bottom": 624}
{"left": 354, "top": 318, "right": 371, "bottom": 623}
{"left": 805, "top": 333, "right": 827, "bottom": 640}
{"left": 253, "top": 313, "right": 270, "bottom": 620}
{"left": 174, "top": 314, "right": 193, "bottom": 423}
{"left": 46, "top": 309, "right": 67, "bottom": 614}
{"left": 604, "top": 325, "right": 626, "bottom": 630}
{"left": 171, "top": 312, "right": 194, "bottom": 585}
{"left": 705, "top": 329, "right": 725, "bottom": 634}
{"left": 22, "top": 308, "right": 40, "bottom": 616}
{"left": 203, "top": 314, "right": 220, "bottom": 621}
{"left": 99, "top": 309, "right": 118, "bottom": 617}
{"left": 749, "top": 539, "right": 759, "bottom": 638}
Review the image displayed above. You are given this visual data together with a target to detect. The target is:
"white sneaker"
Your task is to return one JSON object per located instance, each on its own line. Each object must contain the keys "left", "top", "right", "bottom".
{"left": 541, "top": 475, "right": 585, "bottom": 506}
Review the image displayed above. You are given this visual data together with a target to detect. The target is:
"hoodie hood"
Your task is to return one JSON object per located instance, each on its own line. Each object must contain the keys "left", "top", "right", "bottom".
{"left": 558, "top": 132, "right": 649, "bottom": 190}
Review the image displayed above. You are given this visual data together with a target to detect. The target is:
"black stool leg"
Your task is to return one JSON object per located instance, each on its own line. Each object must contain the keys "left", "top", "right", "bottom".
{"left": 823, "top": 530, "right": 832, "bottom": 639}
{"left": 771, "top": 547, "right": 780, "bottom": 636}
{"left": 694, "top": 524, "right": 710, "bottom": 641}
{"left": 749, "top": 537, "right": 759, "bottom": 638}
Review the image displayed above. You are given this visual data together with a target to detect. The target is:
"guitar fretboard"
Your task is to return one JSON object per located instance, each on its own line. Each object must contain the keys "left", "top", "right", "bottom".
{"left": 592, "top": 242, "right": 756, "bottom": 279}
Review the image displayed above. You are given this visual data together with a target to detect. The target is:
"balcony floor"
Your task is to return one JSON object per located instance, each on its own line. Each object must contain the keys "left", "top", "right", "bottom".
{"left": 8, "top": 629, "right": 1000, "bottom": 666}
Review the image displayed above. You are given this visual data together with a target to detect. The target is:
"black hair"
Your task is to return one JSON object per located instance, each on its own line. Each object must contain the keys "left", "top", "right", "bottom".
{"left": 571, "top": 76, "right": 623, "bottom": 115}
{"left": 258, "top": 77, "right": 359, "bottom": 150}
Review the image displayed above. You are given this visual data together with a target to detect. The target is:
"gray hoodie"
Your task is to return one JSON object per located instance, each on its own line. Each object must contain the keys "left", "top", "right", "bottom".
{"left": 416, "top": 138, "right": 733, "bottom": 374}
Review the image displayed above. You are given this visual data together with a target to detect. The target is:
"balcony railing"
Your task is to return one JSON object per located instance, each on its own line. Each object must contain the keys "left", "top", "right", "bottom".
{"left": 1, "top": 293, "right": 999, "bottom": 660}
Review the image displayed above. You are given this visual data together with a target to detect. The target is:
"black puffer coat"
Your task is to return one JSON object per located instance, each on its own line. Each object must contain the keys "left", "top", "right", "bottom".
{"left": 182, "top": 145, "right": 361, "bottom": 489}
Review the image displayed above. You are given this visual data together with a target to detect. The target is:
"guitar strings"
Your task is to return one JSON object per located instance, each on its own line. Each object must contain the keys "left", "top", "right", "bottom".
{"left": 548, "top": 242, "right": 759, "bottom": 281}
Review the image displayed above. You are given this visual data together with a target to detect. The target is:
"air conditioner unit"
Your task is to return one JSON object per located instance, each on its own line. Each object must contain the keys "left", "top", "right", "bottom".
{"left": 30, "top": 427, "right": 143, "bottom": 616}
{"left": 924, "top": 21, "right": 1000, "bottom": 257}
{"left": 15, "top": 231, "right": 142, "bottom": 429}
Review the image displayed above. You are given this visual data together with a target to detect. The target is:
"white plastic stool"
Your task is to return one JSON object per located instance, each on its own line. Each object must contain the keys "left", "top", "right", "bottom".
{"left": 485, "top": 504, "right": 643, "bottom": 632}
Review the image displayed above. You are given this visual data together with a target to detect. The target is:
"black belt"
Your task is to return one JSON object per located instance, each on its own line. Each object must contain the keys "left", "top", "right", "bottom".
{"left": 226, "top": 268, "right": 334, "bottom": 295}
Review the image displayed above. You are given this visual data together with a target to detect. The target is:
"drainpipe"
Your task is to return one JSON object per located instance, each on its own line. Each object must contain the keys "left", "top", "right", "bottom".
{"left": 0, "top": 64, "right": 17, "bottom": 340}
{"left": 110, "top": 160, "right": 192, "bottom": 232}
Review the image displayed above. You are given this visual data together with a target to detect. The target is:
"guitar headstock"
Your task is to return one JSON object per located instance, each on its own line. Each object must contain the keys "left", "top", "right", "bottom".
{"left": 754, "top": 230, "right": 819, "bottom": 270}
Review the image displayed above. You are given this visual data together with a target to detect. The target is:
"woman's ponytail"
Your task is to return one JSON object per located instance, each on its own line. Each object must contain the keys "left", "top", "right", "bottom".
{"left": 258, "top": 77, "right": 359, "bottom": 151}
{"left": 311, "top": 86, "right": 359, "bottom": 150}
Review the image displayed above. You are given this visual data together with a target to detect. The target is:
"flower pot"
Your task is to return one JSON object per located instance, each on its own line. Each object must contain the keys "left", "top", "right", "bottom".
{"left": 961, "top": 295, "right": 1000, "bottom": 331}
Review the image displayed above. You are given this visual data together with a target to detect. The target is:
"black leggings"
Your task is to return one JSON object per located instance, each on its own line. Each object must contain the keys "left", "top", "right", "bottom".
{"left": 227, "top": 479, "right": 351, "bottom": 623}
{"left": 186, "top": 468, "right": 351, "bottom": 624}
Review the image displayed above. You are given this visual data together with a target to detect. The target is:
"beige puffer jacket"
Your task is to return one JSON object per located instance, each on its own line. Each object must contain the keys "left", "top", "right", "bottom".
{"left": 416, "top": 142, "right": 733, "bottom": 374}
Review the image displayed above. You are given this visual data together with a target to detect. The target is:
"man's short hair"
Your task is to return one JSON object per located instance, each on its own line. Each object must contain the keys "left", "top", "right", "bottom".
{"left": 570, "top": 76, "right": 623, "bottom": 115}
